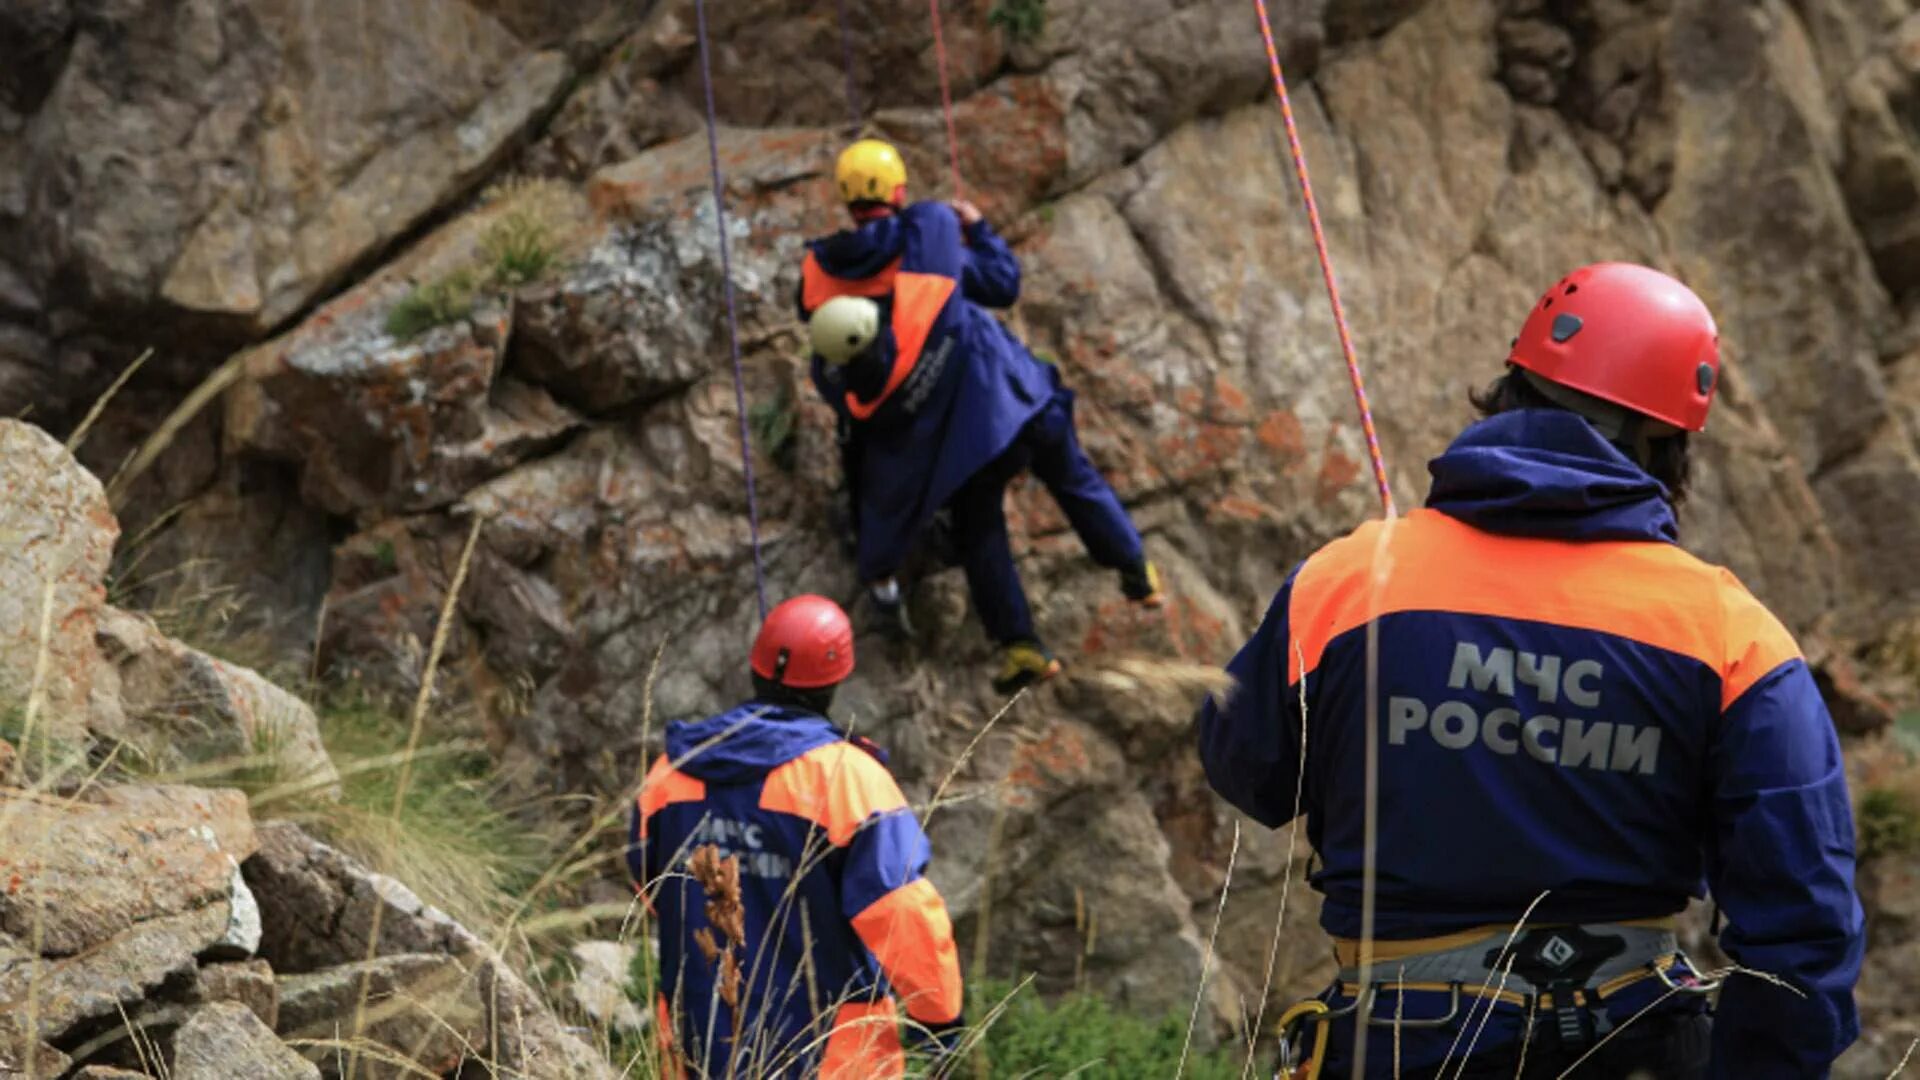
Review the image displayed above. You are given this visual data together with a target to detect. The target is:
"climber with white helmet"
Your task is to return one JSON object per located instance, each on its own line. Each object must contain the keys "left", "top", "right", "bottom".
{"left": 629, "top": 594, "right": 964, "bottom": 1078}
{"left": 797, "top": 138, "right": 1161, "bottom": 694}
{"left": 1196, "top": 264, "right": 1863, "bottom": 1078}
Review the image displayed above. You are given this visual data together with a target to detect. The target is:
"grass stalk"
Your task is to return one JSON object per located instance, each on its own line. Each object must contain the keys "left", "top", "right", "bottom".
{"left": 66, "top": 347, "right": 154, "bottom": 455}
{"left": 1179, "top": 822, "right": 1239, "bottom": 1079}
{"left": 107, "top": 350, "right": 249, "bottom": 507}
{"left": 346, "top": 515, "right": 485, "bottom": 1080}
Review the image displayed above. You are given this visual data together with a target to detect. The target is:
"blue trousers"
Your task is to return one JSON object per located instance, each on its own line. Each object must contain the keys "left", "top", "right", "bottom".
{"left": 947, "top": 391, "right": 1144, "bottom": 645}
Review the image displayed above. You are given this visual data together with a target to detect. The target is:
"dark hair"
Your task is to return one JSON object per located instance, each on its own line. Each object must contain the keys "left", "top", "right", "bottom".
{"left": 751, "top": 672, "right": 838, "bottom": 716}
{"left": 847, "top": 200, "right": 898, "bottom": 222}
{"left": 1471, "top": 369, "right": 1691, "bottom": 507}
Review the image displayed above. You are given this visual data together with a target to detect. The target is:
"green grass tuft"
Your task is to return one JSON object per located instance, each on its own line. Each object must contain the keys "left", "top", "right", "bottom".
{"left": 386, "top": 270, "right": 479, "bottom": 341}
{"left": 935, "top": 979, "right": 1240, "bottom": 1079}
{"left": 482, "top": 210, "right": 558, "bottom": 287}
{"left": 748, "top": 382, "right": 799, "bottom": 473}
{"left": 1859, "top": 784, "right": 1920, "bottom": 860}
{"left": 988, "top": 0, "right": 1047, "bottom": 44}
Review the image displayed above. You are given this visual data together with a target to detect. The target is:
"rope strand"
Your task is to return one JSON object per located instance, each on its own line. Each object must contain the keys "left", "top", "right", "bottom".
{"left": 1251, "top": 0, "right": 1395, "bottom": 518}
{"left": 927, "top": 0, "right": 964, "bottom": 196}
{"left": 693, "top": 0, "right": 770, "bottom": 619}
{"left": 835, "top": 0, "right": 863, "bottom": 129}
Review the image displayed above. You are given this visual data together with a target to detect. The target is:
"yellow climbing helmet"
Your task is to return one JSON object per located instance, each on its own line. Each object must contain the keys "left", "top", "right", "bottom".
{"left": 835, "top": 139, "right": 908, "bottom": 205}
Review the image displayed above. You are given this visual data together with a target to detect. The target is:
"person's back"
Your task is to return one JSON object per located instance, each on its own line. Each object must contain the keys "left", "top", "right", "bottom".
{"left": 1199, "top": 264, "right": 1863, "bottom": 1078}
{"left": 630, "top": 598, "right": 962, "bottom": 1078}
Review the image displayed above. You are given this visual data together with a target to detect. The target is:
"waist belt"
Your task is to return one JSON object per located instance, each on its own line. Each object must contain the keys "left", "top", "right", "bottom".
{"left": 1333, "top": 922, "right": 1680, "bottom": 1005}
{"left": 1280, "top": 921, "right": 1713, "bottom": 1074}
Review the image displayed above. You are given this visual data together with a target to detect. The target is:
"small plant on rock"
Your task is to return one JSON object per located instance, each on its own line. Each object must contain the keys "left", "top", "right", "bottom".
{"left": 749, "top": 382, "right": 800, "bottom": 472}
{"left": 483, "top": 209, "right": 558, "bottom": 287}
{"left": 386, "top": 270, "right": 479, "bottom": 341}
{"left": 989, "top": 0, "right": 1047, "bottom": 44}
{"left": 1859, "top": 784, "right": 1920, "bottom": 860}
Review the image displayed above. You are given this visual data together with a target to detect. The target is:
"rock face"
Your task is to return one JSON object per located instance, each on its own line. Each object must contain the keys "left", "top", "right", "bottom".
{"left": 96, "top": 607, "right": 338, "bottom": 794}
{"left": 1, "top": 0, "right": 573, "bottom": 372}
{"left": 0, "top": 784, "right": 257, "bottom": 1057}
{"left": 246, "top": 822, "right": 612, "bottom": 1080}
{"left": 3, "top": 0, "right": 1920, "bottom": 1067}
{"left": 0, "top": 419, "right": 119, "bottom": 745}
{"left": 0, "top": 419, "right": 337, "bottom": 791}
{"left": 0, "top": 778, "right": 591, "bottom": 1076}
{"left": 170, "top": 1003, "right": 319, "bottom": 1080}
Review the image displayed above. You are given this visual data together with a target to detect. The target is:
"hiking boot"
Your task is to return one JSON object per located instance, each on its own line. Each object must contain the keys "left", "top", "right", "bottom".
{"left": 991, "top": 639, "right": 1062, "bottom": 694}
{"left": 870, "top": 579, "right": 914, "bottom": 641}
{"left": 1119, "top": 559, "right": 1165, "bottom": 609}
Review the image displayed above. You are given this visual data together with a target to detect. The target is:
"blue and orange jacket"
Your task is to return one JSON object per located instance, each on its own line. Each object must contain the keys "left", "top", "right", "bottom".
{"left": 1198, "top": 410, "right": 1864, "bottom": 1077}
{"left": 800, "top": 203, "right": 1058, "bottom": 581}
{"left": 629, "top": 702, "right": 963, "bottom": 1079}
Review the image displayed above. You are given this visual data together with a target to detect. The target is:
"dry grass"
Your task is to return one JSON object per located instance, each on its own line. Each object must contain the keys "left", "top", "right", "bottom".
{"left": 106, "top": 350, "right": 249, "bottom": 510}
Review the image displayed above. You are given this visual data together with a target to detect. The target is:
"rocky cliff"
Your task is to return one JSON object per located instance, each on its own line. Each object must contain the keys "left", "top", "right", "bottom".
{"left": 5, "top": 0, "right": 1920, "bottom": 1075}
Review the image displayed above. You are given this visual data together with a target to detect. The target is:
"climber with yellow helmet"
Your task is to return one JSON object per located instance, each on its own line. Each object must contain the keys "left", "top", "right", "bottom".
{"left": 797, "top": 138, "right": 1161, "bottom": 693}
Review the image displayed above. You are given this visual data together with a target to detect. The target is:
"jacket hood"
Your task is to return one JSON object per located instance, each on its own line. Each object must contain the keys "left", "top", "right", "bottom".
{"left": 1425, "top": 409, "right": 1678, "bottom": 543}
{"left": 664, "top": 702, "right": 847, "bottom": 784}
{"left": 808, "top": 214, "right": 907, "bottom": 280}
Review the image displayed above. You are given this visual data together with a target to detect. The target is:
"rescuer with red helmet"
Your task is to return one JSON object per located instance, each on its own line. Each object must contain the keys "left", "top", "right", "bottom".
{"left": 1199, "top": 264, "right": 1864, "bottom": 1077}
{"left": 628, "top": 595, "right": 963, "bottom": 1078}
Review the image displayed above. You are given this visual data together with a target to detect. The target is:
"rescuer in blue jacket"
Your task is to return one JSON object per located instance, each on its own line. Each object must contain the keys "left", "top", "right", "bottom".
{"left": 629, "top": 595, "right": 963, "bottom": 1079}
{"left": 1198, "top": 263, "right": 1863, "bottom": 1078}
{"left": 798, "top": 138, "right": 1162, "bottom": 693}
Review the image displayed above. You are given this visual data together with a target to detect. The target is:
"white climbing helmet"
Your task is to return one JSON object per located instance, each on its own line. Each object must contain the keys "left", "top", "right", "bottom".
{"left": 808, "top": 296, "right": 881, "bottom": 366}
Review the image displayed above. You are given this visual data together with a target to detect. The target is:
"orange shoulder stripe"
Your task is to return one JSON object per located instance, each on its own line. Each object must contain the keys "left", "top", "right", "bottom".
{"left": 1716, "top": 568, "right": 1803, "bottom": 709}
{"left": 759, "top": 742, "right": 910, "bottom": 845}
{"left": 851, "top": 879, "right": 964, "bottom": 1025}
{"left": 636, "top": 755, "right": 705, "bottom": 841}
{"left": 845, "top": 271, "right": 955, "bottom": 421}
{"left": 1288, "top": 509, "right": 1800, "bottom": 711}
{"left": 801, "top": 251, "right": 902, "bottom": 314}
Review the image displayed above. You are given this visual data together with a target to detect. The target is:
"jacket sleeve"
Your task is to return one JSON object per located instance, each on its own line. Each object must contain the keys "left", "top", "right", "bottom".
{"left": 629, "top": 753, "right": 687, "bottom": 899}
{"left": 1706, "top": 581, "right": 1864, "bottom": 1079}
{"left": 838, "top": 759, "right": 965, "bottom": 1028}
{"left": 960, "top": 219, "right": 1021, "bottom": 308}
{"left": 1196, "top": 568, "right": 1307, "bottom": 828}
{"left": 899, "top": 202, "right": 968, "bottom": 283}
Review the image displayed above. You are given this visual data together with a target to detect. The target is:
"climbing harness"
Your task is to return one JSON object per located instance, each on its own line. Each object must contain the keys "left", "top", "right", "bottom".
{"left": 1249, "top": 0, "right": 1394, "bottom": 518}
{"left": 927, "top": 0, "right": 965, "bottom": 195}
{"left": 1274, "top": 922, "right": 1721, "bottom": 1076}
{"left": 692, "top": 0, "right": 769, "bottom": 619}
{"left": 1276, "top": 999, "right": 1331, "bottom": 1080}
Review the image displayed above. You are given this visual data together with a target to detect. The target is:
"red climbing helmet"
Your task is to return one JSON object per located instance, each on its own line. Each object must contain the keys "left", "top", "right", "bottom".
{"left": 751, "top": 595, "right": 856, "bottom": 689}
{"left": 1508, "top": 262, "right": 1721, "bottom": 432}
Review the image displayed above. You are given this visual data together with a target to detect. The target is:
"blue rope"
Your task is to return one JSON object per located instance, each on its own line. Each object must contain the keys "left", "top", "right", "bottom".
{"left": 693, "top": 0, "right": 769, "bottom": 620}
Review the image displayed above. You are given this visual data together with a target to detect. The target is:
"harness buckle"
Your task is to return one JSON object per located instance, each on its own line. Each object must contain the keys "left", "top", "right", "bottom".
{"left": 1492, "top": 926, "right": 1626, "bottom": 1051}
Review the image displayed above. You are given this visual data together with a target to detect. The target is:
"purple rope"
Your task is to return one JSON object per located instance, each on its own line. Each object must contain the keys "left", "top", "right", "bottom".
{"left": 693, "top": 0, "right": 769, "bottom": 619}
{"left": 836, "top": 0, "right": 863, "bottom": 128}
